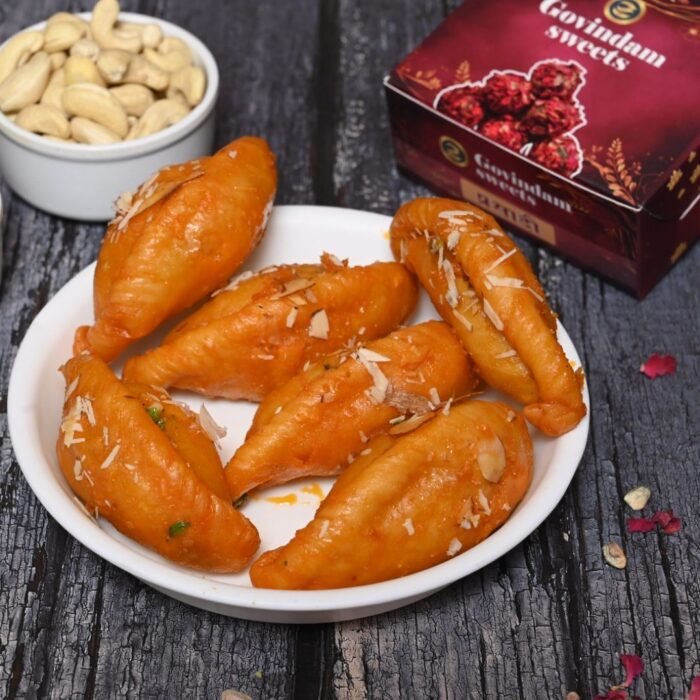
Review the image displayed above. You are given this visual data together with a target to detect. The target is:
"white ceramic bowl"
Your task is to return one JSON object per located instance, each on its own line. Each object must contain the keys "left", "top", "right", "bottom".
{"left": 0, "top": 13, "right": 219, "bottom": 221}
{"left": 8, "top": 205, "right": 591, "bottom": 623}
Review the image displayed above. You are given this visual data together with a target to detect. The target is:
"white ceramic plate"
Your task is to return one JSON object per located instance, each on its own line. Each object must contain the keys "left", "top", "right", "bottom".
{"left": 8, "top": 205, "right": 590, "bottom": 623}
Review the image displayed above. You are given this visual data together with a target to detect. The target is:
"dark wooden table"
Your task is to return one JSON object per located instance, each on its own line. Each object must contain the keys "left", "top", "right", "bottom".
{"left": 1, "top": 1, "right": 698, "bottom": 698}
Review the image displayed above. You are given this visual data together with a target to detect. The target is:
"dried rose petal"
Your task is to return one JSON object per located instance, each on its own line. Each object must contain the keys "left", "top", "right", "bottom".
{"left": 628, "top": 510, "right": 682, "bottom": 535}
{"left": 687, "top": 676, "right": 700, "bottom": 700}
{"left": 627, "top": 517, "right": 656, "bottom": 533}
{"left": 640, "top": 353, "right": 677, "bottom": 379}
{"left": 603, "top": 542, "right": 627, "bottom": 569}
{"left": 653, "top": 509, "right": 682, "bottom": 534}
{"left": 623, "top": 486, "right": 651, "bottom": 511}
{"left": 663, "top": 516, "right": 683, "bottom": 534}
{"left": 620, "top": 654, "right": 644, "bottom": 687}
{"left": 594, "top": 690, "right": 629, "bottom": 700}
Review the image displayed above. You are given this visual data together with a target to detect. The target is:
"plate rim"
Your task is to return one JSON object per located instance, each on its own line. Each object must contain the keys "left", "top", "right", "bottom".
{"left": 8, "top": 204, "right": 590, "bottom": 617}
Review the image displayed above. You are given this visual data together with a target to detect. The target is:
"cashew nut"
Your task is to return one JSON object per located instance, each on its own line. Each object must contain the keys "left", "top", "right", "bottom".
{"left": 143, "top": 46, "right": 190, "bottom": 73}
{"left": 122, "top": 55, "right": 168, "bottom": 91}
{"left": 0, "top": 51, "right": 51, "bottom": 112}
{"left": 47, "top": 13, "right": 89, "bottom": 31}
{"left": 158, "top": 37, "right": 193, "bottom": 61}
{"left": 0, "top": 31, "right": 44, "bottom": 83}
{"left": 110, "top": 83, "right": 154, "bottom": 116}
{"left": 64, "top": 55, "right": 106, "bottom": 86}
{"left": 15, "top": 104, "right": 70, "bottom": 138}
{"left": 165, "top": 86, "right": 189, "bottom": 110}
{"left": 70, "top": 116, "right": 121, "bottom": 144}
{"left": 126, "top": 98, "right": 188, "bottom": 140}
{"left": 62, "top": 82, "right": 129, "bottom": 137}
{"left": 96, "top": 49, "right": 132, "bottom": 84}
{"left": 43, "top": 21, "right": 86, "bottom": 53}
{"left": 168, "top": 66, "right": 206, "bottom": 107}
{"left": 91, "top": 0, "right": 142, "bottom": 53}
{"left": 117, "top": 22, "right": 163, "bottom": 49}
{"left": 70, "top": 38, "right": 100, "bottom": 61}
{"left": 40, "top": 68, "right": 66, "bottom": 112}
{"left": 49, "top": 52, "right": 67, "bottom": 70}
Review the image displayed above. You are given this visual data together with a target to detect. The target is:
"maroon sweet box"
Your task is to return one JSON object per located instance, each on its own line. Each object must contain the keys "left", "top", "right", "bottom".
{"left": 384, "top": 0, "right": 700, "bottom": 297}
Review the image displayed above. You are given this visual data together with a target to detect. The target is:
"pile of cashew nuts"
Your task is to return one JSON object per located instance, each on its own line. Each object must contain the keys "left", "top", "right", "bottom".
{"left": 0, "top": 0, "right": 207, "bottom": 144}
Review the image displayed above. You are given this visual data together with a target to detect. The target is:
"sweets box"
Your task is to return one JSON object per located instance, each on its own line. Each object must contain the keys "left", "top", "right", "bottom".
{"left": 384, "top": 0, "right": 700, "bottom": 297}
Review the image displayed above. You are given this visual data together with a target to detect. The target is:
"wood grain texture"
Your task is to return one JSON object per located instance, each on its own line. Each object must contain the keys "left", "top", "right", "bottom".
{"left": 1, "top": 1, "right": 698, "bottom": 699}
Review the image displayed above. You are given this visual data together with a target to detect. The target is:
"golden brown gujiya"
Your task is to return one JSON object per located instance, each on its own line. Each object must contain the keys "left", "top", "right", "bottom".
{"left": 122, "top": 254, "right": 418, "bottom": 400}
{"left": 224, "top": 321, "right": 478, "bottom": 500}
{"left": 390, "top": 197, "right": 586, "bottom": 436}
{"left": 249, "top": 400, "right": 533, "bottom": 589}
{"left": 57, "top": 354, "right": 259, "bottom": 572}
{"left": 74, "top": 136, "right": 277, "bottom": 362}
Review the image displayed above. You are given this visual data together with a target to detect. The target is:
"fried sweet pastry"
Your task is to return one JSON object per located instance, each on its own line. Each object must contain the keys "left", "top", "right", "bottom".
{"left": 224, "top": 321, "right": 477, "bottom": 500}
{"left": 390, "top": 197, "right": 585, "bottom": 436}
{"left": 74, "top": 136, "right": 277, "bottom": 362}
{"left": 122, "top": 254, "right": 418, "bottom": 400}
{"left": 57, "top": 354, "right": 259, "bottom": 572}
{"left": 250, "top": 400, "right": 532, "bottom": 589}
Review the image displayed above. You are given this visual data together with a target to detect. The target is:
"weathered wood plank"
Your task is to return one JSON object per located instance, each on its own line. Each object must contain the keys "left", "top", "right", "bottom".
{"left": 0, "top": 0, "right": 320, "bottom": 698}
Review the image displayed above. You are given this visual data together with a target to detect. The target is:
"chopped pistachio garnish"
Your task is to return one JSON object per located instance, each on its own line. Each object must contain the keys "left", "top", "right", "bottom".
{"left": 168, "top": 521, "right": 191, "bottom": 538}
{"left": 147, "top": 405, "right": 166, "bottom": 429}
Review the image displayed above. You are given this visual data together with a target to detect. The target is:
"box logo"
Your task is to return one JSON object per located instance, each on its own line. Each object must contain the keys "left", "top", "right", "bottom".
{"left": 604, "top": 0, "right": 647, "bottom": 25}
{"left": 439, "top": 136, "right": 469, "bottom": 168}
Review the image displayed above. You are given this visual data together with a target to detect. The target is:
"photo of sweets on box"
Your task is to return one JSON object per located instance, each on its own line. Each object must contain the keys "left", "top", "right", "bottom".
{"left": 384, "top": 0, "right": 700, "bottom": 298}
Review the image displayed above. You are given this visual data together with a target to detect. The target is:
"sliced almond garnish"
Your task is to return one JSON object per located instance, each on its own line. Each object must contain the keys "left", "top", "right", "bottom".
{"left": 452, "top": 309, "right": 473, "bottom": 332}
{"left": 100, "top": 443, "right": 121, "bottom": 470}
{"left": 477, "top": 435, "right": 506, "bottom": 483}
{"left": 438, "top": 209, "right": 483, "bottom": 220}
{"left": 388, "top": 411, "right": 435, "bottom": 435}
{"left": 483, "top": 298, "right": 504, "bottom": 331}
{"left": 624, "top": 486, "right": 651, "bottom": 511}
{"left": 356, "top": 348, "right": 391, "bottom": 363}
{"left": 446, "top": 230, "right": 461, "bottom": 250}
{"left": 602, "top": 542, "right": 627, "bottom": 569}
{"left": 64, "top": 376, "right": 80, "bottom": 401}
{"left": 483, "top": 247, "right": 517, "bottom": 275}
{"left": 285, "top": 307, "right": 298, "bottom": 328}
{"left": 199, "top": 404, "right": 228, "bottom": 445}
{"left": 441, "top": 260, "right": 459, "bottom": 308}
{"left": 486, "top": 274, "right": 524, "bottom": 288}
{"left": 278, "top": 278, "right": 315, "bottom": 297}
{"left": 308, "top": 309, "right": 330, "bottom": 339}
{"left": 477, "top": 488, "right": 492, "bottom": 515}
{"left": 446, "top": 538, "right": 463, "bottom": 556}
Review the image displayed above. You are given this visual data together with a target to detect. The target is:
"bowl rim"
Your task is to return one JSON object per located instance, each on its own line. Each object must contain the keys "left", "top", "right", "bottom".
{"left": 0, "top": 11, "right": 219, "bottom": 162}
